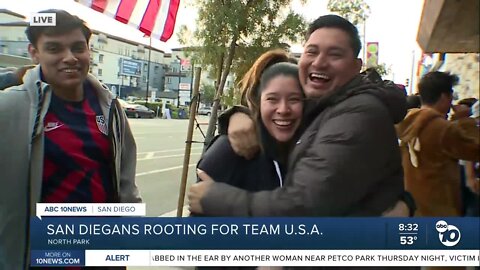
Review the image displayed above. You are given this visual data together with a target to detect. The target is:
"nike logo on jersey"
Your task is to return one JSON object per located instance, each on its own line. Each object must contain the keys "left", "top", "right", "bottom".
{"left": 44, "top": 122, "right": 64, "bottom": 132}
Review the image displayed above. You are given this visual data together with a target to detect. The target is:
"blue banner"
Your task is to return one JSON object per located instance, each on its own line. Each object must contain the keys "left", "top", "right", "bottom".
{"left": 30, "top": 218, "right": 479, "bottom": 250}
{"left": 120, "top": 58, "right": 142, "bottom": 77}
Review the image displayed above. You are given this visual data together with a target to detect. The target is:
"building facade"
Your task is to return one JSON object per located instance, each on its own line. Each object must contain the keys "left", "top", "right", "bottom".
{"left": 416, "top": 0, "right": 479, "bottom": 100}
{"left": 0, "top": 10, "right": 31, "bottom": 67}
{"left": 0, "top": 9, "right": 170, "bottom": 101}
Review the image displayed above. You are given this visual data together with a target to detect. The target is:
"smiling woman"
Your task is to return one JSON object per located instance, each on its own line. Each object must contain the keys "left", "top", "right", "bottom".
{"left": 194, "top": 50, "right": 302, "bottom": 208}
{"left": 260, "top": 74, "right": 303, "bottom": 143}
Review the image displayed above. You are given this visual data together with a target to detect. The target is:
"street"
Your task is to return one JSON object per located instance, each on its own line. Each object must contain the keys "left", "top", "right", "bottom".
{"left": 130, "top": 115, "right": 211, "bottom": 217}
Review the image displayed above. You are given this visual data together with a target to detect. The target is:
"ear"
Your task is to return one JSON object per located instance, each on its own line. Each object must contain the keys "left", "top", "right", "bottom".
{"left": 28, "top": 44, "right": 39, "bottom": 64}
{"left": 354, "top": 58, "right": 363, "bottom": 73}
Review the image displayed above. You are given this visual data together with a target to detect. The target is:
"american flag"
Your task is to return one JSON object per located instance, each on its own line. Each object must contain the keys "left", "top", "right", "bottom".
{"left": 76, "top": 0, "right": 180, "bottom": 42}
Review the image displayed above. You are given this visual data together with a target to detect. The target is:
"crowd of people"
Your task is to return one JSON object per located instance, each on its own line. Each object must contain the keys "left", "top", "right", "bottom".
{"left": 0, "top": 8, "right": 478, "bottom": 270}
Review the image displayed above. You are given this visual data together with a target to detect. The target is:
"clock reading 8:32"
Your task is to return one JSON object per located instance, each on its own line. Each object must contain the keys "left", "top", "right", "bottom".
{"left": 399, "top": 223, "right": 419, "bottom": 231}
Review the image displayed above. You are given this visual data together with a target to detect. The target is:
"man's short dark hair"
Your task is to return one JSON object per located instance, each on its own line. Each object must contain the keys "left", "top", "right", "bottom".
{"left": 306, "top": 15, "right": 362, "bottom": 57}
{"left": 26, "top": 9, "right": 92, "bottom": 47}
{"left": 418, "top": 71, "right": 459, "bottom": 105}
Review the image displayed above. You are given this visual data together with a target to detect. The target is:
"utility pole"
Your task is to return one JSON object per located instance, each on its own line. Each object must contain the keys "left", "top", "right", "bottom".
{"left": 176, "top": 56, "right": 182, "bottom": 107}
{"left": 145, "top": 37, "right": 152, "bottom": 106}
{"left": 177, "top": 68, "right": 181, "bottom": 107}
{"left": 189, "top": 61, "right": 195, "bottom": 101}
{"left": 177, "top": 67, "right": 202, "bottom": 217}
{"left": 362, "top": 16, "right": 367, "bottom": 63}
{"left": 409, "top": 50, "right": 415, "bottom": 95}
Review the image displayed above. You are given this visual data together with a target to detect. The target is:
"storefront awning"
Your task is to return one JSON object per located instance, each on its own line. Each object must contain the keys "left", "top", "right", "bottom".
{"left": 417, "top": 0, "right": 479, "bottom": 53}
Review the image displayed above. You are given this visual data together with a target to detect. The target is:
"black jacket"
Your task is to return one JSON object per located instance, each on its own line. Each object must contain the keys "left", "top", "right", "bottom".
{"left": 198, "top": 135, "right": 283, "bottom": 192}
{"left": 201, "top": 72, "right": 407, "bottom": 217}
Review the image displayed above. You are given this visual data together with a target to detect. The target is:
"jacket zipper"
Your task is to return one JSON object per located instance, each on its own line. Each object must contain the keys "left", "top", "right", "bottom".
{"left": 24, "top": 81, "right": 46, "bottom": 269}
{"left": 108, "top": 99, "right": 120, "bottom": 203}
{"left": 24, "top": 160, "right": 32, "bottom": 270}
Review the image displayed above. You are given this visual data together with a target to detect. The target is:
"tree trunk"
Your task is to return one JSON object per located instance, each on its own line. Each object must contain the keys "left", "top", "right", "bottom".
{"left": 214, "top": 52, "right": 224, "bottom": 91}
{"left": 203, "top": 35, "right": 238, "bottom": 153}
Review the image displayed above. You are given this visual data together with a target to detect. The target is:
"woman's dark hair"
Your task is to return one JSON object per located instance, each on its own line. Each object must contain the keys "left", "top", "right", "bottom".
{"left": 258, "top": 62, "right": 302, "bottom": 102}
{"left": 238, "top": 49, "right": 297, "bottom": 114}
{"left": 238, "top": 50, "right": 304, "bottom": 164}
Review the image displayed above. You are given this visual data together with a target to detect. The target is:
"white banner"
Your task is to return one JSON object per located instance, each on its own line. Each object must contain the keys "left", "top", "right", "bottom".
{"left": 36, "top": 203, "right": 146, "bottom": 219}
{"left": 85, "top": 250, "right": 480, "bottom": 267}
{"left": 179, "top": 83, "right": 191, "bottom": 90}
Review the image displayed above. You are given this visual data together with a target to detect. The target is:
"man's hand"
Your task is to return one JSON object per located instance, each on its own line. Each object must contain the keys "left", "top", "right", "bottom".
{"left": 382, "top": 200, "right": 410, "bottom": 217}
{"left": 14, "top": 65, "right": 35, "bottom": 83}
{"left": 228, "top": 112, "right": 259, "bottom": 159}
{"left": 451, "top": 104, "right": 471, "bottom": 120}
{"left": 465, "top": 161, "right": 480, "bottom": 195}
{"left": 467, "top": 179, "right": 480, "bottom": 195}
{"left": 188, "top": 169, "right": 215, "bottom": 214}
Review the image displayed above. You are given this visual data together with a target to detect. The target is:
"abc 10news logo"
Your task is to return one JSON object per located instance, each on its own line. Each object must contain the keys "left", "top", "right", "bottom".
{"left": 435, "top": 220, "right": 461, "bottom": 247}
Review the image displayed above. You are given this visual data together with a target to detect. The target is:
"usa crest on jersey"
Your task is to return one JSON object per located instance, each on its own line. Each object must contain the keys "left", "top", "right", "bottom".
{"left": 96, "top": 115, "right": 108, "bottom": 135}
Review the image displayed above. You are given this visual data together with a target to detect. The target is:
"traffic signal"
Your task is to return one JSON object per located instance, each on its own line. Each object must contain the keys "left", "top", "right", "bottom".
{"left": 405, "top": 78, "right": 410, "bottom": 87}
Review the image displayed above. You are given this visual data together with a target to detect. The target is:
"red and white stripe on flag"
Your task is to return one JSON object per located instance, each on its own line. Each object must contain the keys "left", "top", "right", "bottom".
{"left": 77, "top": 0, "right": 180, "bottom": 42}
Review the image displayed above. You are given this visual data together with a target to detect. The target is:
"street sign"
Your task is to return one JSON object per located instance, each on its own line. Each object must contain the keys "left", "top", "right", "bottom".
{"left": 366, "top": 42, "right": 379, "bottom": 68}
{"left": 150, "top": 90, "right": 156, "bottom": 103}
{"left": 111, "top": 85, "right": 117, "bottom": 96}
{"left": 179, "top": 90, "right": 190, "bottom": 97}
{"left": 179, "top": 83, "right": 191, "bottom": 90}
{"left": 180, "top": 59, "right": 191, "bottom": 72}
{"left": 120, "top": 58, "right": 142, "bottom": 77}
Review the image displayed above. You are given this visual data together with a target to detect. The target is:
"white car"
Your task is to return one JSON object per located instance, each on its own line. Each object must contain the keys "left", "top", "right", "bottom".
{"left": 197, "top": 107, "right": 212, "bottom": 116}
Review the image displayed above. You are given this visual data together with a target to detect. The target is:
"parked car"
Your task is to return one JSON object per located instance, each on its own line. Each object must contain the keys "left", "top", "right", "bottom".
{"left": 197, "top": 106, "right": 212, "bottom": 116}
{"left": 123, "top": 103, "right": 155, "bottom": 118}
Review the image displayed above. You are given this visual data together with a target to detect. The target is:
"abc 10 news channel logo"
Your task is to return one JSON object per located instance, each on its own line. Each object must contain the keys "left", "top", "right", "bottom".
{"left": 435, "top": 220, "right": 461, "bottom": 247}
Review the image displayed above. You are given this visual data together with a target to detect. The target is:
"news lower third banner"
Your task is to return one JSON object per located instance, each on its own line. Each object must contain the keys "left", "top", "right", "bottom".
{"left": 29, "top": 209, "right": 479, "bottom": 267}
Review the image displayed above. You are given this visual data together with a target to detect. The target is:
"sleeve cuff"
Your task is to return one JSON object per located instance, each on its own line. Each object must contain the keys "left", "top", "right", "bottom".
{"left": 201, "top": 182, "right": 250, "bottom": 216}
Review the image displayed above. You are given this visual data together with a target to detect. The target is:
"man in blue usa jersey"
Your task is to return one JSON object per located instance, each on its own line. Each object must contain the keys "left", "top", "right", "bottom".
{"left": 0, "top": 9, "right": 141, "bottom": 270}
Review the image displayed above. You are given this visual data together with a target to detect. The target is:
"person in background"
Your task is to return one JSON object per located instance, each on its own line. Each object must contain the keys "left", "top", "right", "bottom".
{"left": 465, "top": 100, "right": 480, "bottom": 200}
{"left": 406, "top": 94, "right": 421, "bottom": 110}
{"left": 0, "top": 65, "right": 35, "bottom": 89}
{"left": 189, "top": 15, "right": 409, "bottom": 217}
{"left": 396, "top": 71, "right": 479, "bottom": 217}
{"left": 0, "top": 9, "right": 140, "bottom": 270}
{"left": 454, "top": 98, "right": 479, "bottom": 216}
